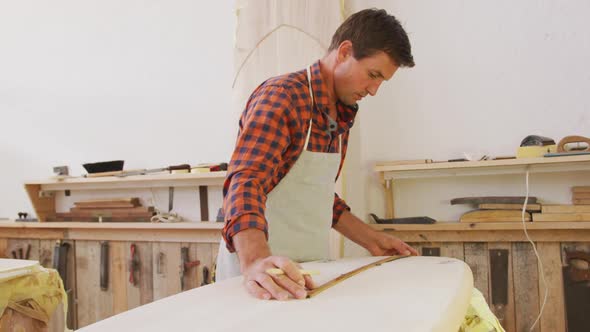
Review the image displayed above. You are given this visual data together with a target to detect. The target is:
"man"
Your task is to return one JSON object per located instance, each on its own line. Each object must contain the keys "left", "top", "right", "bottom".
{"left": 216, "top": 8, "right": 419, "bottom": 300}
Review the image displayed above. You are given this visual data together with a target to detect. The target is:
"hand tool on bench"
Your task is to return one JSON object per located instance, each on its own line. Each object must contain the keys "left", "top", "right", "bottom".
{"left": 562, "top": 249, "right": 590, "bottom": 331}
{"left": 180, "top": 247, "right": 200, "bottom": 290}
{"left": 52, "top": 241, "right": 70, "bottom": 290}
{"left": 545, "top": 135, "right": 590, "bottom": 157}
{"left": 369, "top": 213, "right": 436, "bottom": 224}
{"left": 201, "top": 266, "right": 210, "bottom": 286}
{"left": 100, "top": 241, "right": 109, "bottom": 291}
{"left": 129, "top": 244, "right": 140, "bottom": 286}
{"left": 116, "top": 164, "right": 191, "bottom": 177}
{"left": 25, "top": 244, "right": 31, "bottom": 260}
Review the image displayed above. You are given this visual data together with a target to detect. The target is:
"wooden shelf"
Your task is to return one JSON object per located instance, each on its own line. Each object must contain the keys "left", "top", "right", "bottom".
{"left": 0, "top": 221, "right": 224, "bottom": 242}
{"left": 23, "top": 172, "right": 227, "bottom": 222}
{"left": 371, "top": 222, "right": 590, "bottom": 242}
{"left": 0, "top": 221, "right": 224, "bottom": 230}
{"left": 376, "top": 155, "right": 590, "bottom": 180}
{"left": 371, "top": 221, "right": 590, "bottom": 231}
{"left": 25, "top": 171, "right": 227, "bottom": 191}
{"left": 375, "top": 155, "right": 590, "bottom": 218}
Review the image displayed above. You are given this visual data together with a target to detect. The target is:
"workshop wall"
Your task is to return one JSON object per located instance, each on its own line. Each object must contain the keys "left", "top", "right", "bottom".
{"left": 0, "top": 1, "right": 235, "bottom": 219}
{"left": 343, "top": 0, "right": 590, "bottom": 255}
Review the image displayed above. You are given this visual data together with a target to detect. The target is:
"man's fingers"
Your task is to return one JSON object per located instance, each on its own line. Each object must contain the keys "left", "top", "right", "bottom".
{"left": 271, "top": 257, "right": 305, "bottom": 286}
{"left": 245, "top": 279, "right": 271, "bottom": 300}
{"left": 303, "top": 275, "right": 315, "bottom": 290}
{"left": 255, "top": 273, "right": 289, "bottom": 301}
{"left": 272, "top": 274, "right": 307, "bottom": 299}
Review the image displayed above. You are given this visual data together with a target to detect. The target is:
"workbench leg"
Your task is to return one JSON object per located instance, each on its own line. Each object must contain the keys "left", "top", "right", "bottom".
{"left": 384, "top": 179, "right": 395, "bottom": 219}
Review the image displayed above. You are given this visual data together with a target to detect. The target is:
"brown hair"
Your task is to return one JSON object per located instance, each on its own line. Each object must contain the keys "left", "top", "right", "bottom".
{"left": 329, "top": 8, "right": 415, "bottom": 68}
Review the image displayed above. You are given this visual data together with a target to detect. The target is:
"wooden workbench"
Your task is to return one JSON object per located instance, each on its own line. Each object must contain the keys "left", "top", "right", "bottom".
{"left": 0, "top": 220, "right": 223, "bottom": 330}
{"left": 373, "top": 155, "right": 590, "bottom": 332}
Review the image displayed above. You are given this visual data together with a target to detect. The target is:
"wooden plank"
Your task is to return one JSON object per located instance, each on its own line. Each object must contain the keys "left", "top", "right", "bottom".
{"left": 65, "top": 240, "right": 78, "bottom": 330}
{"left": 573, "top": 199, "right": 590, "bottom": 205}
{"left": 152, "top": 242, "right": 181, "bottom": 300}
{"left": 440, "top": 242, "right": 464, "bottom": 261}
{"left": 488, "top": 242, "right": 516, "bottom": 332}
{"left": 24, "top": 184, "right": 55, "bottom": 222}
{"left": 536, "top": 242, "right": 566, "bottom": 332}
{"left": 572, "top": 192, "right": 590, "bottom": 199}
{"left": 542, "top": 204, "right": 590, "bottom": 214}
{"left": 75, "top": 240, "right": 101, "bottom": 328}
{"left": 572, "top": 186, "right": 590, "bottom": 193}
{"left": 384, "top": 179, "right": 394, "bottom": 218}
{"left": 464, "top": 243, "right": 490, "bottom": 303}
{"left": 533, "top": 213, "right": 590, "bottom": 222}
{"left": 512, "top": 242, "right": 540, "bottom": 332}
{"left": 67, "top": 228, "right": 221, "bottom": 243}
{"left": 378, "top": 229, "right": 590, "bottom": 243}
{"left": 39, "top": 239, "right": 55, "bottom": 268}
{"left": 460, "top": 210, "right": 531, "bottom": 223}
{"left": 479, "top": 203, "right": 541, "bottom": 211}
{"left": 111, "top": 241, "right": 127, "bottom": 315}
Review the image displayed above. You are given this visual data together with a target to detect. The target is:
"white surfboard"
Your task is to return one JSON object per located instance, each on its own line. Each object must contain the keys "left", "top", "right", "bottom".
{"left": 79, "top": 256, "right": 473, "bottom": 332}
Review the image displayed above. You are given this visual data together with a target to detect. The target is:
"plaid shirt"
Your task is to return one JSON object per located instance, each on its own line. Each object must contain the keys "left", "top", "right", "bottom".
{"left": 222, "top": 60, "right": 359, "bottom": 252}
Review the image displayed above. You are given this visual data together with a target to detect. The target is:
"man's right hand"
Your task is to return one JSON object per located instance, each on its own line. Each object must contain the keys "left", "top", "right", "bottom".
{"left": 233, "top": 228, "right": 314, "bottom": 300}
{"left": 242, "top": 256, "right": 314, "bottom": 300}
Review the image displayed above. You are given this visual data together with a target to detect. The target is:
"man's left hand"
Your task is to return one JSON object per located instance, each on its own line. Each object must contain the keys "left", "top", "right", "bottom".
{"left": 367, "top": 232, "right": 420, "bottom": 256}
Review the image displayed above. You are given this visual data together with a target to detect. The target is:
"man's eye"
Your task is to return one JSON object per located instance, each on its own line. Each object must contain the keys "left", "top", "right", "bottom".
{"left": 369, "top": 73, "right": 376, "bottom": 79}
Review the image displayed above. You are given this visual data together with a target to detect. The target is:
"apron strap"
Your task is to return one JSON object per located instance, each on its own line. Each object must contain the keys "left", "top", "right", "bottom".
{"left": 304, "top": 66, "right": 314, "bottom": 150}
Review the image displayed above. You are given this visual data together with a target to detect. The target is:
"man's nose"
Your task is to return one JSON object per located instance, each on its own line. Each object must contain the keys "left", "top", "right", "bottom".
{"left": 366, "top": 81, "right": 381, "bottom": 96}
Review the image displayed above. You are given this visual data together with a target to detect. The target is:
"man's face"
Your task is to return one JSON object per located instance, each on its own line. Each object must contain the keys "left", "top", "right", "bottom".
{"left": 333, "top": 43, "right": 399, "bottom": 106}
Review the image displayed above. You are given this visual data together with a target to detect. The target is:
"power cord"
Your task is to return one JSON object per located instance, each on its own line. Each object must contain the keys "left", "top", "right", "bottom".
{"left": 149, "top": 189, "right": 184, "bottom": 223}
{"left": 521, "top": 168, "right": 548, "bottom": 331}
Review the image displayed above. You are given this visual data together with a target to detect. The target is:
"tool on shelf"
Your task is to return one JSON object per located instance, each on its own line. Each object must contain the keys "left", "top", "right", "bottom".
{"left": 545, "top": 135, "right": 590, "bottom": 157}
{"left": 180, "top": 247, "right": 200, "bottom": 290}
{"left": 129, "top": 244, "right": 140, "bottom": 286}
{"left": 100, "top": 241, "right": 109, "bottom": 291}
{"left": 517, "top": 134, "right": 557, "bottom": 158}
{"left": 369, "top": 213, "right": 436, "bottom": 224}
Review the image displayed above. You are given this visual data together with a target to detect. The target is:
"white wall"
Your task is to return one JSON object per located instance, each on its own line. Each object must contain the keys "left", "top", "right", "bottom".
{"left": 0, "top": 1, "right": 235, "bottom": 219}
{"left": 343, "top": 0, "right": 590, "bottom": 255}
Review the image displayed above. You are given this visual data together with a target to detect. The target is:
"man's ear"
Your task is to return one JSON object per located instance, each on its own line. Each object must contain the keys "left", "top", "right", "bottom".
{"left": 336, "top": 40, "right": 353, "bottom": 63}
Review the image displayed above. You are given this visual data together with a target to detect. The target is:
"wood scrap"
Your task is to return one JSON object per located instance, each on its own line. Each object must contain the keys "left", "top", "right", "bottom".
{"left": 542, "top": 205, "right": 590, "bottom": 214}
{"left": 572, "top": 186, "right": 590, "bottom": 193}
{"left": 451, "top": 196, "right": 538, "bottom": 205}
{"left": 533, "top": 213, "right": 590, "bottom": 222}
{"left": 478, "top": 203, "right": 541, "bottom": 212}
{"left": 460, "top": 210, "right": 531, "bottom": 223}
{"left": 74, "top": 198, "right": 140, "bottom": 209}
{"left": 573, "top": 199, "right": 590, "bottom": 205}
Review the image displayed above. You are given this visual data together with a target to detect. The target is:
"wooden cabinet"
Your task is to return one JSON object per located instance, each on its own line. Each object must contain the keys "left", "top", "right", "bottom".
{"left": 0, "top": 222, "right": 222, "bottom": 329}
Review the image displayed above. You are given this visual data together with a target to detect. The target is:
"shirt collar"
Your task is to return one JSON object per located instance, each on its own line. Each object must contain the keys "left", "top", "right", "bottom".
{"left": 309, "top": 60, "right": 359, "bottom": 133}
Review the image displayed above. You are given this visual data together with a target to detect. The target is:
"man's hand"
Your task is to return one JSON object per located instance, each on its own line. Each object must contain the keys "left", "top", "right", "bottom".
{"left": 242, "top": 256, "right": 314, "bottom": 300}
{"left": 334, "top": 211, "right": 419, "bottom": 257}
{"left": 367, "top": 231, "right": 419, "bottom": 257}
{"left": 233, "top": 228, "right": 314, "bottom": 300}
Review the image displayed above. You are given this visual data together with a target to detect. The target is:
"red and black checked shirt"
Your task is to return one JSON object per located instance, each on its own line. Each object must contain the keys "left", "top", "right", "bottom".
{"left": 222, "top": 60, "right": 359, "bottom": 252}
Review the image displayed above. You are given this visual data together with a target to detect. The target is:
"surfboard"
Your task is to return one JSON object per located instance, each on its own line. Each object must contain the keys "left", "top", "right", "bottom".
{"left": 79, "top": 256, "right": 473, "bottom": 332}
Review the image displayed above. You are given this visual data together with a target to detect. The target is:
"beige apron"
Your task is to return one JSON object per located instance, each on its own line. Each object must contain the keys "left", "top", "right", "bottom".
{"left": 216, "top": 66, "right": 341, "bottom": 281}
